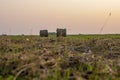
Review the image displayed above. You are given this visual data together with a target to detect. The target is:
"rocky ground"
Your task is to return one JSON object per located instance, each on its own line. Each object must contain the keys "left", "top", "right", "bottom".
{"left": 0, "top": 35, "right": 120, "bottom": 80}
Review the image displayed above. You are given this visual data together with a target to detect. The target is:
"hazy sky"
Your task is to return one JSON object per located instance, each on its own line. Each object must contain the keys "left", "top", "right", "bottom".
{"left": 0, "top": 0, "right": 120, "bottom": 35}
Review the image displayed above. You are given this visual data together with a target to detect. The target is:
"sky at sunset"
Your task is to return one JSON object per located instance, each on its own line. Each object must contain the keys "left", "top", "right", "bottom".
{"left": 0, "top": 0, "right": 120, "bottom": 35}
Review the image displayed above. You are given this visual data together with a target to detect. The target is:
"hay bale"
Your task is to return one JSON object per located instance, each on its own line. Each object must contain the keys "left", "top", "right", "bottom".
{"left": 40, "top": 30, "right": 48, "bottom": 37}
{"left": 56, "top": 28, "right": 66, "bottom": 37}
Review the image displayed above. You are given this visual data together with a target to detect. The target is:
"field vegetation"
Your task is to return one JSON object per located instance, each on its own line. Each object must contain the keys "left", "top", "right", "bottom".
{"left": 0, "top": 34, "right": 120, "bottom": 80}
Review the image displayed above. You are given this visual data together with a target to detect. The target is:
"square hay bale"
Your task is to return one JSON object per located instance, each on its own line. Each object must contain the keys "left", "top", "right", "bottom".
{"left": 56, "top": 28, "right": 66, "bottom": 37}
{"left": 40, "top": 30, "right": 48, "bottom": 37}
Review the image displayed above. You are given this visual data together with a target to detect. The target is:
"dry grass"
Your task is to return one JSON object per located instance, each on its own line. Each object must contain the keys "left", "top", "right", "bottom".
{"left": 0, "top": 35, "right": 120, "bottom": 80}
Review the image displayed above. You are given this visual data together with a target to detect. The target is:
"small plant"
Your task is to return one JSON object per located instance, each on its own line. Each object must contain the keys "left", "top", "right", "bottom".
{"left": 0, "top": 76, "right": 3, "bottom": 80}
{"left": 87, "top": 64, "right": 93, "bottom": 72}
{"left": 64, "top": 69, "right": 70, "bottom": 80}
{"left": 54, "top": 70, "right": 60, "bottom": 80}
{"left": 89, "top": 74, "right": 100, "bottom": 80}
{"left": 47, "top": 75, "right": 52, "bottom": 80}
{"left": 7, "top": 75, "right": 14, "bottom": 80}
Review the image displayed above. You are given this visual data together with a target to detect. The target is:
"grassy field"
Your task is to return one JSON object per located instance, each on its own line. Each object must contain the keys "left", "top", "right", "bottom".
{"left": 0, "top": 34, "right": 120, "bottom": 80}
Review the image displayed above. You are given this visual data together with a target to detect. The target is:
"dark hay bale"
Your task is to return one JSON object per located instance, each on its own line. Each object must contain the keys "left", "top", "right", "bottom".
{"left": 40, "top": 30, "right": 48, "bottom": 37}
{"left": 56, "top": 28, "right": 66, "bottom": 37}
